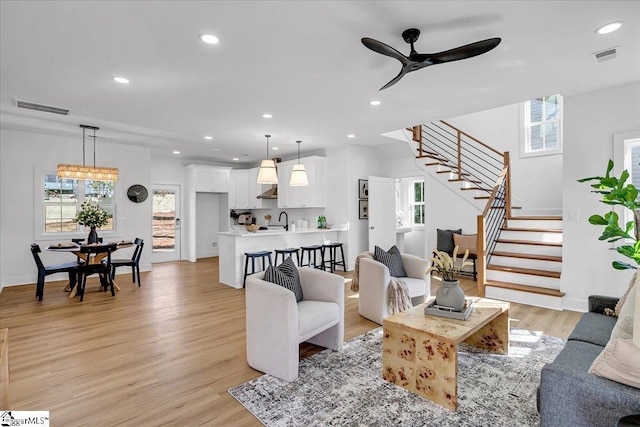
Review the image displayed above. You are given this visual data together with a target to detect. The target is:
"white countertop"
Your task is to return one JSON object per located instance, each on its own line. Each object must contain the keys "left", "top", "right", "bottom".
{"left": 220, "top": 227, "right": 346, "bottom": 237}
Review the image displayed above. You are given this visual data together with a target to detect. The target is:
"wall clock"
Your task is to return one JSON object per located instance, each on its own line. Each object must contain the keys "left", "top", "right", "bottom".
{"left": 127, "top": 184, "right": 148, "bottom": 203}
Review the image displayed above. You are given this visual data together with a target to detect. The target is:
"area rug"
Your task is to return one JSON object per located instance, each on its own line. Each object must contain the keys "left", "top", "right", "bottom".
{"left": 228, "top": 328, "right": 564, "bottom": 427}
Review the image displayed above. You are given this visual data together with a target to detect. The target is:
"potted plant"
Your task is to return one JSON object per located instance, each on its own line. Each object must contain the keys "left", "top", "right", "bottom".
{"left": 74, "top": 201, "right": 109, "bottom": 244}
{"left": 427, "top": 246, "right": 473, "bottom": 311}
{"left": 578, "top": 159, "right": 640, "bottom": 270}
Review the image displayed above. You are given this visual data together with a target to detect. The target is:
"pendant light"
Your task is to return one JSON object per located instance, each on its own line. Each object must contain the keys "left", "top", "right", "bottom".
{"left": 257, "top": 134, "right": 278, "bottom": 184}
{"left": 57, "top": 125, "right": 119, "bottom": 182}
{"left": 289, "top": 140, "right": 308, "bottom": 186}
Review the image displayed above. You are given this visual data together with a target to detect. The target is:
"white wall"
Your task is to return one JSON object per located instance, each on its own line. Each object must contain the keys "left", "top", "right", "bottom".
{"left": 447, "top": 102, "right": 563, "bottom": 215}
{"left": 561, "top": 81, "right": 640, "bottom": 311}
{"left": 0, "top": 128, "right": 152, "bottom": 289}
{"left": 325, "top": 145, "right": 381, "bottom": 269}
{"left": 196, "top": 193, "right": 221, "bottom": 258}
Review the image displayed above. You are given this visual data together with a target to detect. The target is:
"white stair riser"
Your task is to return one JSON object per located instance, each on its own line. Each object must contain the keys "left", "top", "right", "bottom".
{"left": 424, "top": 164, "right": 486, "bottom": 210}
{"left": 489, "top": 256, "right": 562, "bottom": 272}
{"left": 486, "top": 270, "right": 561, "bottom": 288}
{"left": 507, "top": 219, "right": 563, "bottom": 229}
{"left": 500, "top": 230, "right": 562, "bottom": 243}
{"left": 494, "top": 242, "right": 562, "bottom": 257}
{"left": 485, "top": 287, "right": 563, "bottom": 310}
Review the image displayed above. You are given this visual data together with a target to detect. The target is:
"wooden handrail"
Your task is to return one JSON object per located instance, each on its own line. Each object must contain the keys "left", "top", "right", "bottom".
{"left": 481, "top": 167, "right": 509, "bottom": 217}
{"left": 440, "top": 120, "right": 504, "bottom": 157}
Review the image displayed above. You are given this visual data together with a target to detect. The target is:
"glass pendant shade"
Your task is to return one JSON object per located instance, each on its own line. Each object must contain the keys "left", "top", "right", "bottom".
{"left": 56, "top": 125, "right": 119, "bottom": 182}
{"left": 289, "top": 164, "right": 308, "bottom": 186}
{"left": 257, "top": 159, "right": 278, "bottom": 184}
{"left": 289, "top": 139, "right": 308, "bottom": 186}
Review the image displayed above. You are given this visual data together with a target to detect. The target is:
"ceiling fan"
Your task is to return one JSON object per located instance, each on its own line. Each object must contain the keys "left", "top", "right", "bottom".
{"left": 362, "top": 28, "right": 501, "bottom": 90}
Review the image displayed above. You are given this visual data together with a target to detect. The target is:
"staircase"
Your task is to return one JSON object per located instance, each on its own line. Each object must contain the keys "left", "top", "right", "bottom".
{"left": 407, "top": 121, "right": 565, "bottom": 309}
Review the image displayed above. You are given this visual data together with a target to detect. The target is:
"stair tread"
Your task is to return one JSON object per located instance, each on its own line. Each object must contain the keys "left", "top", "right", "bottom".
{"left": 449, "top": 179, "right": 481, "bottom": 183}
{"left": 501, "top": 227, "right": 562, "bottom": 233}
{"left": 509, "top": 216, "right": 562, "bottom": 221}
{"left": 497, "top": 238, "right": 562, "bottom": 247}
{"left": 485, "top": 280, "right": 565, "bottom": 297}
{"left": 474, "top": 196, "right": 490, "bottom": 199}
{"left": 487, "top": 264, "right": 561, "bottom": 278}
{"left": 436, "top": 170, "right": 452, "bottom": 174}
{"left": 492, "top": 251, "right": 562, "bottom": 262}
{"left": 461, "top": 187, "right": 491, "bottom": 191}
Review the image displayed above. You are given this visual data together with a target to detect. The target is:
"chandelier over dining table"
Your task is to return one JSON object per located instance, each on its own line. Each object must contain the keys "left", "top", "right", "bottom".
{"left": 57, "top": 124, "right": 119, "bottom": 182}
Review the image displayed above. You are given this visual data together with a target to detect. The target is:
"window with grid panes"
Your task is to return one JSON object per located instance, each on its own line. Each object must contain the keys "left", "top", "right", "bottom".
{"left": 524, "top": 94, "right": 563, "bottom": 155}
{"left": 410, "top": 180, "right": 425, "bottom": 225}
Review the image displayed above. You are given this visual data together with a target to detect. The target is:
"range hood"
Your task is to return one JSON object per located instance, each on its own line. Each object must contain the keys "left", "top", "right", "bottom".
{"left": 257, "top": 185, "right": 278, "bottom": 199}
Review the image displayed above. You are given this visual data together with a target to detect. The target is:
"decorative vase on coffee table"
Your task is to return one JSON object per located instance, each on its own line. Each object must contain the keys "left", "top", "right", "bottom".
{"left": 436, "top": 279, "right": 465, "bottom": 311}
{"left": 87, "top": 227, "right": 99, "bottom": 244}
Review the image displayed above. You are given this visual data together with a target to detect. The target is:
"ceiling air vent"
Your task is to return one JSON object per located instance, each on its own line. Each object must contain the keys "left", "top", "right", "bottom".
{"left": 14, "top": 99, "right": 70, "bottom": 115}
{"left": 591, "top": 46, "right": 618, "bottom": 63}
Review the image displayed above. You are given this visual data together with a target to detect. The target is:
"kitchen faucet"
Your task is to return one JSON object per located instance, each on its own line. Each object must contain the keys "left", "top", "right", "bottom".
{"left": 278, "top": 211, "right": 289, "bottom": 231}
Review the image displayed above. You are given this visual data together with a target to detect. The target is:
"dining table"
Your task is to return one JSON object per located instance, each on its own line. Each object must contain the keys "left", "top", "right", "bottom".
{"left": 46, "top": 240, "right": 134, "bottom": 298}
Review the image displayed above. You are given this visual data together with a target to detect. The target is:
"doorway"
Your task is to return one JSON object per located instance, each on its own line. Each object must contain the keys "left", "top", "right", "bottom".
{"left": 151, "top": 184, "right": 181, "bottom": 263}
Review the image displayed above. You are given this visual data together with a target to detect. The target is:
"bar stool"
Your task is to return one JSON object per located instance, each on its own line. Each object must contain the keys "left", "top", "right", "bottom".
{"left": 243, "top": 251, "right": 273, "bottom": 287}
{"left": 274, "top": 248, "right": 300, "bottom": 266}
{"left": 322, "top": 242, "right": 346, "bottom": 273}
{"left": 300, "top": 245, "right": 324, "bottom": 270}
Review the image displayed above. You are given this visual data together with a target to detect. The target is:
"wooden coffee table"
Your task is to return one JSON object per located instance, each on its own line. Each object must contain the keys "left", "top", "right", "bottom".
{"left": 382, "top": 297, "right": 510, "bottom": 411}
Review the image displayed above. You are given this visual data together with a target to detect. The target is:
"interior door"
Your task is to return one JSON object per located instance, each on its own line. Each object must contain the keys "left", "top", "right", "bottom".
{"left": 368, "top": 176, "right": 397, "bottom": 252}
{"left": 151, "top": 184, "right": 181, "bottom": 263}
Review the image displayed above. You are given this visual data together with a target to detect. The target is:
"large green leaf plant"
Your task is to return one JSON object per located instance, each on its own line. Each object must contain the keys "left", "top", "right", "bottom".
{"left": 578, "top": 159, "right": 640, "bottom": 270}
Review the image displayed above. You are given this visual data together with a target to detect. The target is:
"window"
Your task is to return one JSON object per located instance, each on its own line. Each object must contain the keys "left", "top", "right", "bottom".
{"left": 410, "top": 180, "right": 425, "bottom": 226}
{"left": 523, "top": 94, "right": 563, "bottom": 156}
{"left": 41, "top": 172, "right": 115, "bottom": 235}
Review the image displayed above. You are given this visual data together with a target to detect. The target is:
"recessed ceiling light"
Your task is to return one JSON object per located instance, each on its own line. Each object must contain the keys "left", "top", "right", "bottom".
{"left": 369, "top": 100, "right": 381, "bottom": 106}
{"left": 232, "top": 157, "right": 239, "bottom": 161}
{"left": 204, "top": 135, "right": 213, "bottom": 140}
{"left": 212, "top": 148, "right": 220, "bottom": 152}
{"left": 200, "top": 34, "right": 220, "bottom": 44}
{"left": 173, "top": 150, "right": 180, "bottom": 154}
{"left": 272, "top": 147, "right": 279, "bottom": 150}
{"left": 596, "top": 22, "right": 623, "bottom": 35}
{"left": 262, "top": 113, "right": 273, "bottom": 118}
{"left": 347, "top": 134, "right": 355, "bottom": 138}
{"left": 113, "top": 76, "right": 130, "bottom": 84}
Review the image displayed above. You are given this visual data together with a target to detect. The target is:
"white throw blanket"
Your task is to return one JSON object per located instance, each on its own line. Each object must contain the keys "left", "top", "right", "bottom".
{"left": 352, "top": 251, "right": 412, "bottom": 315}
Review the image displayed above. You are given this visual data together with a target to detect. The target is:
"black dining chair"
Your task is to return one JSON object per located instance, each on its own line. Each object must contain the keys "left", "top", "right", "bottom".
{"left": 30, "top": 243, "right": 81, "bottom": 301}
{"left": 110, "top": 238, "right": 144, "bottom": 286}
{"left": 77, "top": 243, "right": 117, "bottom": 302}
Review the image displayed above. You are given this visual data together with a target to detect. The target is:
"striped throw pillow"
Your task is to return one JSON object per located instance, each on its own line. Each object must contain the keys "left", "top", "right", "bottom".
{"left": 374, "top": 245, "right": 406, "bottom": 278}
{"left": 264, "top": 257, "right": 304, "bottom": 302}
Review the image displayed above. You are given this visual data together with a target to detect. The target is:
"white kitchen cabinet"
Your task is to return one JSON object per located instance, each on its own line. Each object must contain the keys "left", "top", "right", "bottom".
{"left": 278, "top": 156, "right": 325, "bottom": 208}
{"left": 248, "top": 167, "right": 270, "bottom": 209}
{"left": 232, "top": 169, "right": 250, "bottom": 209}
{"left": 190, "top": 165, "right": 231, "bottom": 193}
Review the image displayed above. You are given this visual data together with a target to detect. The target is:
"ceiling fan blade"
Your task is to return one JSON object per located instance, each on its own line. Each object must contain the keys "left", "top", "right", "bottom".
{"left": 362, "top": 38, "right": 409, "bottom": 66}
{"left": 416, "top": 37, "right": 501, "bottom": 65}
{"left": 379, "top": 67, "right": 410, "bottom": 90}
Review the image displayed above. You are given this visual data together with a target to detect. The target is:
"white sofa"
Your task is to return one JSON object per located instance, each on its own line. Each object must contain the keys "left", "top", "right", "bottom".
{"left": 245, "top": 267, "right": 344, "bottom": 382}
{"left": 358, "top": 253, "right": 429, "bottom": 325}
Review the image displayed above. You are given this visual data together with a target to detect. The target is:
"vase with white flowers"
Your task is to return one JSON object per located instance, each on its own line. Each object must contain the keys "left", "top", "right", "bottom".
{"left": 427, "top": 246, "right": 474, "bottom": 311}
{"left": 74, "top": 201, "right": 109, "bottom": 244}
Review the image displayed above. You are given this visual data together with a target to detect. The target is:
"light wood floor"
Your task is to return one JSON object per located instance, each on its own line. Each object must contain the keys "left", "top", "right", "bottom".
{"left": 0, "top": 258, "right": 581, "bottom": 426}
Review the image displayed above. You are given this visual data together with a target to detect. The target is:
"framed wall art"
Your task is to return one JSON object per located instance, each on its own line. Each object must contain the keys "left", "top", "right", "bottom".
{"left": 359, "top": 199, "right": 369, "bottom": 220}
{"left": 358, "top": 179, "right": 368, "bottom": 199}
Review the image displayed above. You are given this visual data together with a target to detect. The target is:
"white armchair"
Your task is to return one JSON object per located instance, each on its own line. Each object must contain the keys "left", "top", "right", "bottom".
{"left": 358, "top": 253, "right": 429, "bottom": 325}
{"left": 245, "top": 267, "right": 344, "bottom": 382}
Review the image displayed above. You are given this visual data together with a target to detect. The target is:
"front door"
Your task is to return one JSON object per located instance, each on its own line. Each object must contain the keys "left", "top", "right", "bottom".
{"left": 151, "top": 184, "right": 181, "bottom": 263}
{"left": 368, "top": 176, "right": 397, "bottom": 252}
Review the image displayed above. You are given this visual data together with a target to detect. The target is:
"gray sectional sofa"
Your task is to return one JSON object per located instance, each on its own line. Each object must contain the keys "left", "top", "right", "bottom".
{"left": 538, "top": 295, "right": 640, "bottom": 426}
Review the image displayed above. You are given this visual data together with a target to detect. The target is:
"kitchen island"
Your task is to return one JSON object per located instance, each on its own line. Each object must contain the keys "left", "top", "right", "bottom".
{"left": 218, "top": 227, "right": 347, "bottom": 288}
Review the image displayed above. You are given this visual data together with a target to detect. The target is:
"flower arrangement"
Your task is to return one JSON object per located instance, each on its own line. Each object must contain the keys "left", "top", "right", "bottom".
{"left": 74, "top": 201, "right": 109, "bottom": 228}
{"left": 265, "top": 214, "right": 271, "bottom": 221}
{"left": 427, "top": 246, "right": 474, "bottom": 281}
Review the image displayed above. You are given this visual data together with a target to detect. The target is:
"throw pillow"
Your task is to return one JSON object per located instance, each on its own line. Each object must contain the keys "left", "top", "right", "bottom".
{"left": 610, "top": 315, "right": 634, "bottom": 341}
{"left": 436, "top": 229, "right": 462, "bottom": 254}
{"left": 374, "top": 245, "right": 406, "bottom": 278}
{"left": 614, "top": 271, "right": 637, "bottom": 317}
{"left": 588, "top": 339, "right": 640, "bottom": 389}
{"left": 263, "top": 257, "right": 303, "bottom": 302}
{"left": 453, "top": 233, "right": 478, "bottom": 255}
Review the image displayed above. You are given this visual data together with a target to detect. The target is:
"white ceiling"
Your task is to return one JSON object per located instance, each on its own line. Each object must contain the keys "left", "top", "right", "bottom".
{"left": 1, "top": 1, "right": 638, "bottom": 165}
